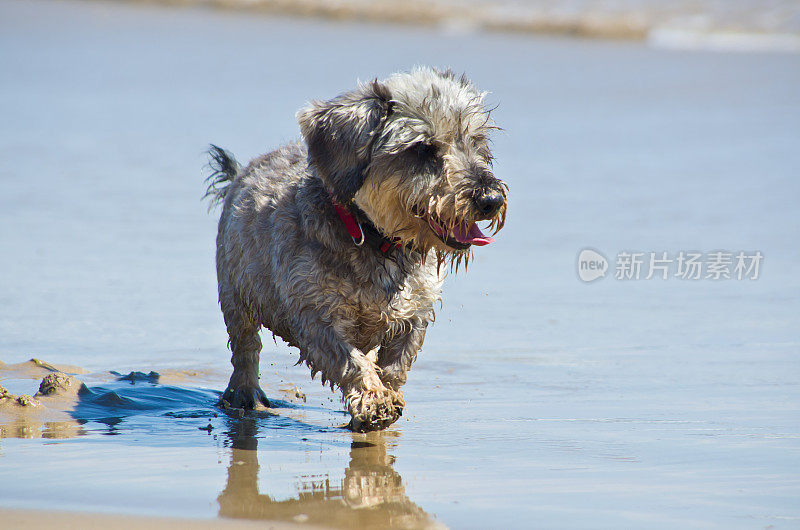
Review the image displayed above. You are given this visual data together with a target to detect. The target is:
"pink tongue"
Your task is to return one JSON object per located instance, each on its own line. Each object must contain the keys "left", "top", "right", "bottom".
{"left": 453, "top": 222, "right": 494, "bottom": 246}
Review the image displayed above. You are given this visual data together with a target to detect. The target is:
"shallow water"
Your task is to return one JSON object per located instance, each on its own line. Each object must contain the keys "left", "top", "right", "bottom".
{"left": 1, "top": 0, "right": 799, "bottom": 528}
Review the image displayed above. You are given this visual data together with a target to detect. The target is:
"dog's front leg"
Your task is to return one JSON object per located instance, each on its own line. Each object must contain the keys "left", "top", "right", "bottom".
{"left": 377, "top": 318, "right": 429, "bottom": 391}
{"left": 289, "top": 312, "right": 403, "bottom": 431}
{"left": 341, "top": 347, "right": 405, "bottom": 432}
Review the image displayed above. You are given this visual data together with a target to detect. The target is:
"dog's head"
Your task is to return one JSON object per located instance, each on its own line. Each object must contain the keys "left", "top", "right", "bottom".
{"left": 298, "top": 67, "right": 507, "bottom": 265}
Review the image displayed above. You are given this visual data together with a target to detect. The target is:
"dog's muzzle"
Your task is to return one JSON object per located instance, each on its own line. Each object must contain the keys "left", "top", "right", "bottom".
{"left": 424, "top": 215, "right": 495, "bottom": 250}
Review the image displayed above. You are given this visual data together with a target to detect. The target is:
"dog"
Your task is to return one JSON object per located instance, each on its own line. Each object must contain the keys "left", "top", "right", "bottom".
{"left": 205, "top": 67, "right": 506, "bottom": 431}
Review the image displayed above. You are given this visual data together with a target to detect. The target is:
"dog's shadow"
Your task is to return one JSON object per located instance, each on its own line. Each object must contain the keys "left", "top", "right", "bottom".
{"left": 218, "top": 416, "right": 438, "bottom": 528}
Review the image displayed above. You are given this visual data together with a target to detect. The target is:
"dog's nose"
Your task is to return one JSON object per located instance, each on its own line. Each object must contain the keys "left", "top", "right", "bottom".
{"left": 475, "top": 191, "right": 504, "bottom": 218}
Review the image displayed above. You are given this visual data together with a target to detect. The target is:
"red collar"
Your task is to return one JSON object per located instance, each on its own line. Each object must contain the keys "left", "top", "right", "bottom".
{"left": 330, "top": 197, "right": 401, "bottom": 254}
{"left": 331, "top": 199, "right": 365, "bottom": 246}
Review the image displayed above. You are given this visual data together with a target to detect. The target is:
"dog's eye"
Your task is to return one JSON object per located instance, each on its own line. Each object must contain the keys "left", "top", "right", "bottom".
{"left": 410, "top": 142, "right": 438, "bottom": 160}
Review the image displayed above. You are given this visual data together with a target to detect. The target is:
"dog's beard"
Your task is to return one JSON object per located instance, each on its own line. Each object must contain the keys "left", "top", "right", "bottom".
{"left": 419, "top": 212, "right": 495, "bottom": 248}
{"left": 417, "top": 187, "right": 506, "bottom": 264}
{"left": 354, "top": 176, "right": 505, "bottom": 272}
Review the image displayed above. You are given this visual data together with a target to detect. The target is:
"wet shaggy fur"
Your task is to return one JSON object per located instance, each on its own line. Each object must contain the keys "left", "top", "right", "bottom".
{"left": 205, "top": 67, "right": 507, "bottom": 431}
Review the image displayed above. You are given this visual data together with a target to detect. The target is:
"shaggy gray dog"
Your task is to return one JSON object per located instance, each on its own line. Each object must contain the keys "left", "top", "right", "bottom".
{"left": 205, "top": 67, "right": 507, "bottom": 431}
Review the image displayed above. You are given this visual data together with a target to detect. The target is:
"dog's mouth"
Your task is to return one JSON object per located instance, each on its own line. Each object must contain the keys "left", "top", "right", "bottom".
{"left": 423, "top": 215, "right": 495, "bottom": 250}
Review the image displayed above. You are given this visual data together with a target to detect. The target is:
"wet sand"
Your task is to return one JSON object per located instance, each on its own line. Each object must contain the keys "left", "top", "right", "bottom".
{"left": 0, "top": 507, "right": 315, "bottom": 530}
{"left": 116, "top": 0, "right": 800, "bottom": 50}
{"left": 1, "top": 0, "right": 799, "bottom": 528}
{"left": 0, "top": 360, "right": 442, "bottom": 528}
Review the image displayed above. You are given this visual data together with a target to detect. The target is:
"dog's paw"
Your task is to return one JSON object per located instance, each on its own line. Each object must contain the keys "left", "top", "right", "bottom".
{"left": 219, "top": 385, "right": 270, "bottom": 410}
{"left": 347, "top": 387, "right": 404, "bottom": 432}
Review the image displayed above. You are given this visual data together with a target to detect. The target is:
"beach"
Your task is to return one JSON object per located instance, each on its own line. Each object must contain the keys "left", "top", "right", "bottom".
{"left": 1, "top": 0, "right": 799, "bottom": 528}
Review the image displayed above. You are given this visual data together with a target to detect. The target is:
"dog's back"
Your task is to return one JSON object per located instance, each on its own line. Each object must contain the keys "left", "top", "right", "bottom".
{"left": 207, "top": 142, "right": 313, "bottom": 341}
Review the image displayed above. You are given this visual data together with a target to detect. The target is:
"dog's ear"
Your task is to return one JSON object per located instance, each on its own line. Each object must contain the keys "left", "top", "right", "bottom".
{"left": 298, "top": 80, "right": 392, "bottom": 203}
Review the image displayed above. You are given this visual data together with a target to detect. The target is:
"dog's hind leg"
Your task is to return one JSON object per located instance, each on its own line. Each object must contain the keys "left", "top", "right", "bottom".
{"left": 220, "top": 295, "right": 270, "bottom": 410}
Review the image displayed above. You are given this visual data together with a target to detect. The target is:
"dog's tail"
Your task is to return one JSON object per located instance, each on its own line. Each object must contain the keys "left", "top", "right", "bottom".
{"left": 203, "top": 144, "right": 239, "bottom": 209}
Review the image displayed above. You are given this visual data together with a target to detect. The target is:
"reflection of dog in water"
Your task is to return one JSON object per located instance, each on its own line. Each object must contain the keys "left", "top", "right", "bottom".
{"left": 217, "top": 419, "right": 437, "bottom": 528}
{"left": 206, "top": 67, "right": 507, "bottom": 431}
